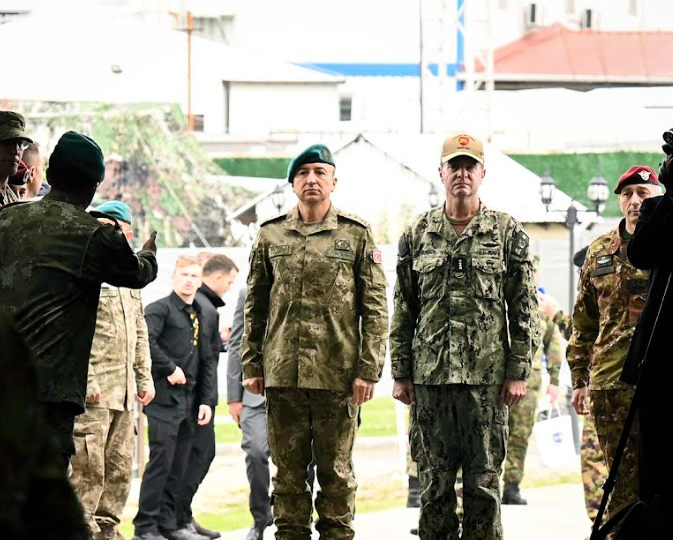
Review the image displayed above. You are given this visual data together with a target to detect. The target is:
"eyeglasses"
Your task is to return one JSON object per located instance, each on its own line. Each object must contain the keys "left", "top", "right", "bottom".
{"left": 1, "top": 139, "right": 30, "bottom": 152}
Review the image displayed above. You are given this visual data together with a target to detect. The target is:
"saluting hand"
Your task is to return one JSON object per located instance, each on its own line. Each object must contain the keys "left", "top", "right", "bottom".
{"left": 142, "top": 230, "right": 158, "bottom": 253}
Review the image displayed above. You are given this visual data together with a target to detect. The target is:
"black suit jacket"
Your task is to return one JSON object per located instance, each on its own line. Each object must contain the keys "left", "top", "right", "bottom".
{"left": 623, "top": 195, "right": 673, "bottom": 383}
{"left": 144, "top": 292, "right": 218, "bottom": 409}
{"left": 195, "top": 284, "right": 224, "bottom": 407}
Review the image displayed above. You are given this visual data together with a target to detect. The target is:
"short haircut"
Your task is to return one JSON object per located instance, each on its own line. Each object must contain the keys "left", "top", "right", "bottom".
{"left": 174, "top": 255, "right": 201, "bottom": 271}
{"left": 203, "top": 254, "right": 238, "bottom": 276}
{"left": 22, "top": 142, "right": 41, "bottom": 167}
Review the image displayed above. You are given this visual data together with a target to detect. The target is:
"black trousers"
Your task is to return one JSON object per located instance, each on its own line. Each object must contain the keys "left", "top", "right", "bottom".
{"left": 40, "top": 402, "right": 80, "bottom": 468}
{"left": 133, "top": 397, "right": 196, "bottom": 535}
{"left": 177, "top": 406, "right": 217, "bottom": 527}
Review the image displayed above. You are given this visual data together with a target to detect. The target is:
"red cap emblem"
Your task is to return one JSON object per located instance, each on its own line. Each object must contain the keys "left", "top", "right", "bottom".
{"left": 458, "top": 136, "right": 470, "bottom": 146}
{"left": 372, "top": 249, "right": 383, "bottom": 264}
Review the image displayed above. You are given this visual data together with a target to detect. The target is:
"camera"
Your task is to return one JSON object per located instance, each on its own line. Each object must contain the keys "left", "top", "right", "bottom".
{"left": 664, "top": 129, "right": 673, "bottom": 146}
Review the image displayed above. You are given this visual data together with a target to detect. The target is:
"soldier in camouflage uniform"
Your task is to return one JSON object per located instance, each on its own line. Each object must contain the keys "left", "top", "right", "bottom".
{"left": 69, "top": 201, "right": 156, "bottom": 540}
{"left": 502, "top": 306, "right": 563, "bottom": 504}
{"left": 0, "top": 111, "right": 32, "bottom": 207}
{"left": 0, "top": 132, "right": 158, "bottom": 468}
{"left": 568, "top": 165, "right": 662, "bottom": 533}
{"left": 390, "top": 133, "right": 540, "bottom": 540}
{"left": 241, "top": 144, "right": 388, "bottom": 540}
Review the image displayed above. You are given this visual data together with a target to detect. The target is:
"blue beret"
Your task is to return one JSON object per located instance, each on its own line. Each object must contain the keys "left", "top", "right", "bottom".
{"left": 287, "top": 144, "right": 335, "bottom": 183}
{"left": 96, "top": 200, "right": 132, "bottom": 224}
{"left": 48, "top": 131, "right": 105, "bottom": 184}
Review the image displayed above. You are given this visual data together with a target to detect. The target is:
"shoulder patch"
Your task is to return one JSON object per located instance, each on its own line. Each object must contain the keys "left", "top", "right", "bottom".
{"left": 259, "top": 212, "right": 287, "bottom": 227}
{"left": 337, "top": 210, "right": 369, "bottom": 228}
{"left": 511, "top": 230, "right": 529, "bottom": 261}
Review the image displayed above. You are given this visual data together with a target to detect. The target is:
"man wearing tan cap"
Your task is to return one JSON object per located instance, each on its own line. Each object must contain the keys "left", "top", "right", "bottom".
{"left": 390, "top": 133, "right": 540, "bottom": 539}
{"left": 0, "top": 111, "right": 32, "bottom": 207}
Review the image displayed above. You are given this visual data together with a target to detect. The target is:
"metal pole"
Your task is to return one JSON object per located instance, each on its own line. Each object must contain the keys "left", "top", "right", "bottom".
{"left": 418, "top": 0, "right": 424, "bottom": 134}
{"left": 566, "top": 205, "right": 578, "bottom": 313}
{"left": 187, "top": 11, "right": 194, "bottom": 131}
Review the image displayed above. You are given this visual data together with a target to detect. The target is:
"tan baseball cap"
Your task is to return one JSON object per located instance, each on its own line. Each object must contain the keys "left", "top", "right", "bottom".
{"left": 0, "top": 111, "right": 32, "bottom": 142}
{"left": 441, "top": 133, "right": 484, "bottom": 165}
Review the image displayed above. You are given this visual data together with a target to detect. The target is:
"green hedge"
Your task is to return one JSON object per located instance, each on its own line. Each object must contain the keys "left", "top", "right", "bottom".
{"left": 215, "top": 157, "right": 291, "bottom": 178}
{"left": 508, "top": 152, "right": 663, "bottom": 218}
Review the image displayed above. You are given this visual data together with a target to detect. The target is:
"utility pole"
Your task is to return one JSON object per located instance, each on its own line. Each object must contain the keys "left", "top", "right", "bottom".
{"left": 170, "top": 10, "right": 195, "bottom": 131}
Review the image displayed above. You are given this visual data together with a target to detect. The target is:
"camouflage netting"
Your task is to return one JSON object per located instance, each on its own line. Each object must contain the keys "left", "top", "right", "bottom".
{"left": 1, "top": 100, "right": 254, "bottom": 248}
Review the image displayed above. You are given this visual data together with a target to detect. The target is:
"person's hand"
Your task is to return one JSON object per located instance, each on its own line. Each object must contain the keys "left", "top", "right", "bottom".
{"left": 243, "top": 377, "right": 265, "bottom": 396}
{"left": 167, "top": 366, "right": 186, "bottom": 385}
{"left": 546, "top": 384, "right": 559, "bottom": 403}
{"left": 571, "top": 387, "right": 591, "bottom": 415}
{"left": 86, "top": 392, "right": 102, "bottom": 405}
{"left": 220, "top": 326, "right": 232, "bottom": 343}
{"left": 228, "top": 401, "right": 243, "bottom": 424}
{"left": 137, "top": 390, "right": 155, "bottom": 405}
{"left": 197, "top": 404, "right": 213, "bottom": 426}
{"left": 538, "top": 291, "right": 562, "bottom": 321}
{"left": 500, "top": 379, "right": 527, "bottom": 405}
{"left": 142, "top": 231, "right": 158, "bottom": 253}
{"left": 350, "top": 377, "right": 376, "bottom": 406}
{"left": 392, "top": 378, "right": 416, "bottom": 405}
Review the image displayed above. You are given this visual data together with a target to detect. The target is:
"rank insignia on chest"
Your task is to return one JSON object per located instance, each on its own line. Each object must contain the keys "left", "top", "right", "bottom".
{"left": 452, "top": 255, "right": 466, "bottom": 273}
{"left": 335, "top": 239, "right": 351, "bottom": 251}
{"left": 591, "top": 254, "right": 616, "bottom": 277}
{"left": 371, "top": 249, "right": 383, "bottom": 264}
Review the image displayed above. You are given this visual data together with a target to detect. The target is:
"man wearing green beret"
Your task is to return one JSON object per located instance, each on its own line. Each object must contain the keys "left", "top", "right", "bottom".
{"left": 0, "top": 111, "right": 32, "bottom": 207}
{"left": 241, "top": 144, "right": 389, "bottom": 540}
{"left": 69, "top": 201, "right": 156, "bottom": 540}
{"left": 0, "top": 131, "right": 159, "bottom": 470}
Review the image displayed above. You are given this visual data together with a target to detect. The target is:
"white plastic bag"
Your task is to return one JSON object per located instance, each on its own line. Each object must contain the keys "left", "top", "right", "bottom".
{"left": 533, "top": 404, "right": 576, "bottom": 469}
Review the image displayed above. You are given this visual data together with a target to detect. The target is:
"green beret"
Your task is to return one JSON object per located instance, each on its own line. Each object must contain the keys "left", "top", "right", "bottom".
{"left": 0, "top": 111, "right": 32, "bottom": 142}
{"left": 287, "top": 144, "right": 335, "bottom": 183}
{"left": 48, "top": 131, "right": 105, "bottom": 184}
{"left": 96, "top": 200, "right": 132, "bottom": 224}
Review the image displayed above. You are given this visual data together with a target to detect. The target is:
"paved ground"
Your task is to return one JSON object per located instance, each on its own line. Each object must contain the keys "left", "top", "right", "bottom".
{"left": 217, "top": 483, "right": 591, "bottom": 540}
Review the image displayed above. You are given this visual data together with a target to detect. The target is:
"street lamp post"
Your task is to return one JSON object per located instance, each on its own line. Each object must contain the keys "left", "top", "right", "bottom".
{"left": 271, "top": 184, "right": 286, "bottom": 213}
{"left": 539, "top": 172, "right": 609, "bottom": 313}
{"left": 428, "top": 183, "right": 440, "bottom": 207}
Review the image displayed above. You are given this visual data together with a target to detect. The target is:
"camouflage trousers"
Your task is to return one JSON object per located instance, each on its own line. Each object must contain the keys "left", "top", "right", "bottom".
{"left": 503, "top": 369, "right": 541, "bottom": 486}
{"left": 415, "top": 384, "right": 508, "bottom": 540}
{"left": 70, "top": 407, "right": 135, "bottom": 534}
{"left": 266, "top": 388, "right": 359, "bottom": 540}
{"left": 590, "top": 389, "right": 638, "bottom": 522}
{"left": 581, "top": 413, "right": 607, "bottom": 522}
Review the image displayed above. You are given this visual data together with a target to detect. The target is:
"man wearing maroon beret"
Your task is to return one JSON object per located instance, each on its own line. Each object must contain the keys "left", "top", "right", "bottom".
{"left": 567, "top": 165, "right": 661, "bottom": 537}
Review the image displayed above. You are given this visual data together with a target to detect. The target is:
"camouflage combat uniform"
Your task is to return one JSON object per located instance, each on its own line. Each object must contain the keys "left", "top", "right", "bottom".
{"left": 504, "top": 309, "right": 563, "bottom": 486}
{"left": 390, "top": 204, "right": 540, "bottom": 540}
{"left": 69, "top": 286, "right": 154, "bottom": 536}
{"left": 241, "top": 205, "right": 388, "bottom": 540}
{"left": 0, "top": 183, "right": 20, "bottom": 207}
{"left": 582, "top": 412, "right": 608, "bottom": 521}
{"left": 567, "top": 221, "right": 646, "bottom": 521}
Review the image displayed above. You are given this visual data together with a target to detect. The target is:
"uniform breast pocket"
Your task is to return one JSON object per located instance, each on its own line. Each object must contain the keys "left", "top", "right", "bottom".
{"left": 471, "top": 256, "right": 502, "bottom": 299}
{"left": 97, "top": 288, "right": 121, "bottom": 337}
{"left": 412, "top": 256, "right": 446, "bottom": 300}
{"left": 325, "top": 249, "right": 356, "bottom": 304}
{"left": 269, "top": 244, "right": 294, "bottom": 285}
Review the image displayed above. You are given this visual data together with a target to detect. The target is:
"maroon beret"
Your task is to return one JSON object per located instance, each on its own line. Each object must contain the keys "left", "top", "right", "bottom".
{"left": 614, "top": 165, "right": 660, "bottom": 194}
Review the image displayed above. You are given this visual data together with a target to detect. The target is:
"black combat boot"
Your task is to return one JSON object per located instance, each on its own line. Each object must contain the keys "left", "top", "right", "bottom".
{"left": 407, "top": 475, "right": 422, "bottom": 508}
{"left": 502, "top": 482, "right": 527, "bottom": 505}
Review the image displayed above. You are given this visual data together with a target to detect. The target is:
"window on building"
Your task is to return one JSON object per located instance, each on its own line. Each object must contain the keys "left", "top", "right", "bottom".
{"left": 339, "top": 97, "right": 352, "bottom": 122}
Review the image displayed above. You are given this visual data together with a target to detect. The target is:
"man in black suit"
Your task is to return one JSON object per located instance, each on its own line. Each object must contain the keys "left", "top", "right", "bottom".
{"left": 622, "top": 145, "right": 673, "bottom": 538}
{"left": 133, "top": 256, "right": 218, "bottom": 540}
{"left": 178, "top": 254, "right": 238, "bottom": 540}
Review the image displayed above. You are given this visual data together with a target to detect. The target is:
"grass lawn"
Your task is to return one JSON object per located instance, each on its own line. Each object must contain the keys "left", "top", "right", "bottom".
{"left": 215, "top": 396, "right": 398, "bottom": 444}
